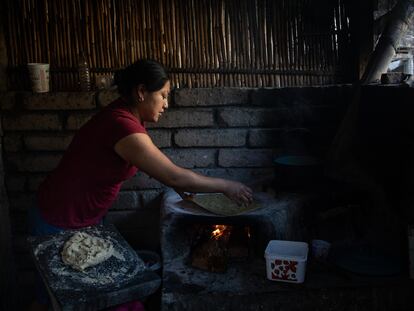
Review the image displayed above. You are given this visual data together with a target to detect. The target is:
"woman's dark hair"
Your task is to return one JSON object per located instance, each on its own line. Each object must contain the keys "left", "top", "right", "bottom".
{"left": 114, "top": 59, "right": 169, "bottom": 97}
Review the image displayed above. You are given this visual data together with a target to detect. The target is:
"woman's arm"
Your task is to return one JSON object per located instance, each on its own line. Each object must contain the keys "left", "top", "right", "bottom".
{"left": 114, "top": 133, "right": 253, "bottom": 205}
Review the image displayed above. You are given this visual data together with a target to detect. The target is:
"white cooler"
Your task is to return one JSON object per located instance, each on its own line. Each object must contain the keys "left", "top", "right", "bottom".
{"left": 264, "top": 240, "right": 309, "bottom": 283}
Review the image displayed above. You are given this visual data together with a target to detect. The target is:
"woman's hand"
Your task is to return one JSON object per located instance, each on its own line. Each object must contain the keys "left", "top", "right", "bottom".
{"left": 223, "top": 180, "right": 253, "bottom": 206}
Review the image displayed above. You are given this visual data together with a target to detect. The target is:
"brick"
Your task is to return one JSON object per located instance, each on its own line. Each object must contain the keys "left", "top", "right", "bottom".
{"left": 24, "top": 134, "right": 73, "bottom": 151}
{"left": 97, "top": 89, "right": 119, "bottom": 107}
{"left": 110, "top": 191, "right": 142, "bottom": 210}
{"left": 174, "top": 88, "right": 250, "bottom": 107}
{"left": 67, "top": 92, "right": 96, "bottom": 109}
{"left": 141, "top": 189, "right": 163, "bottom": 205}
{"left": 0, "top": 92, "right": 17, "bottom": 110}
{"left": 24, "top": 92, "right": 95, "bottom": 110}
{"left": 24, "top": 93, "right": 54, "bottom": 110}
{"left": 174, "top": 129, "right": 246, "bottom": 147}
{"left": 147, "top": 129, "right": 171, "bottom": 147}
{"left": 218, "top": 108, "right": 284, "bottom": 127}
{"left": 6, "top": 153, "right": 62, "bottom": 172}
{"left": 251, "top": 88, "right": 289, "bottom": 107}
{"left": 8, "top": 193, "right": 36, "bottom": 211}
{"left": 5, "top": 175, "right": 26, "bottom": 192}
{"left": 146, "top": 109, "right": 214, "bottom": 128}
{"left": 218, "top": 107, "right": 317, "bottom": 128}
{"left": 3, "top": 134, "right": 23, "bottom": 152}
{"left": 163, "top": 148, "right": 216, "bottom": 168}
{"left": 28, "top": 174, "right": 46, "bottom": 191}
{"left": 218, "top": 108, "right": 250, "bottom": 127}
{"left": 248, "top": 129, "right": 283, "bottom": 147}
{"left": 2, "top": 113, "right": 62, "bottom": 131}
{"left": 122, "top": 172, "right": 164, "bottom": 190}
{"left": 251, "top": 87, "right": 323, "bottom": 107}
{"left": 251, "top": 86, "right": 353, "bottom": 109}
{"left": 249, "top": 128, "right": 314, "bottom": 156}
{"left": 194, "top": 167, "right": 275, "bottom": 184}
{"left": 66, "top": 112, "right": 94, "bottom": 130}
{"left": 218, "top": 148, "right": 274, "bottom": 167}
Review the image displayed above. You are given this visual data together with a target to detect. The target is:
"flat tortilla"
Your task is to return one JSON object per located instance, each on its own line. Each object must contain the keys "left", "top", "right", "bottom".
{"left": 190, "top": 193, "right": 261, "bottom": 216}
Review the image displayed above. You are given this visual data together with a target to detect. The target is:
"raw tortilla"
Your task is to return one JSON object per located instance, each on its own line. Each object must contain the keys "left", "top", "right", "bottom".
{"left": 61, "top": 232, "right": 114, "bottom": 271}
{"left": 191, "top": 193, "right": 261, "bottom": 216}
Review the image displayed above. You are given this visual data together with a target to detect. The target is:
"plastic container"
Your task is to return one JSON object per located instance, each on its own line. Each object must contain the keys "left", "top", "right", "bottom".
{"left": 27, "top": 63, "right": 50, "bottom": 93}
{"left": 264, "top": 240, "right": 308, "bottom": 283}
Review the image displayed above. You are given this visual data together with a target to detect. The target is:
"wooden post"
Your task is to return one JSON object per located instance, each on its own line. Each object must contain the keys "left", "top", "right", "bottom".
{"left": 327, "top": 0, "right": 414, "bottom": 254}
{"left": 330, "top": 0, "right": 414, "bottom": 176}
{"left": 328, "top": 0, "right": 414, "bottom": 200}
{"left": 361, "top": 0, "right": 414, "bottom": 84}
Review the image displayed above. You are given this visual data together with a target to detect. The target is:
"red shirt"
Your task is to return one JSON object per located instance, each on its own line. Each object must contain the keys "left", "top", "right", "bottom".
{"left": 38, "top": 98, "right": 147, "bottom": 229}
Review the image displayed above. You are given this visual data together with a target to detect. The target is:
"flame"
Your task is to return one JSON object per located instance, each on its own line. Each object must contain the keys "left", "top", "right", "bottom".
{"left": 211, "top": 225, "right": 228, "bottom": 240}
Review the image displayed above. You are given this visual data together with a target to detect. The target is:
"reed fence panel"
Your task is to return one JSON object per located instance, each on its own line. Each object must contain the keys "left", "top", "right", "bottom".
{"left": 3, "top": 0, "right": 353, "bottom": 90}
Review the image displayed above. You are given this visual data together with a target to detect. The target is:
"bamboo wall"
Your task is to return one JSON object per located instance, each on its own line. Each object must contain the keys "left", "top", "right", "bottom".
{"left": 3, "top": 0, "right": 353, "bottom": 90}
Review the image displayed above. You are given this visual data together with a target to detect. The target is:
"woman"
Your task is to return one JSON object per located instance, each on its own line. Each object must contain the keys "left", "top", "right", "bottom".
{"left": 29, "top": 59, "right": 253, "bottom": 310}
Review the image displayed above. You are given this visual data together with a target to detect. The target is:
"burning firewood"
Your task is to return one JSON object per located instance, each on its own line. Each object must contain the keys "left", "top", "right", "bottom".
{"left": 191, "top": 225, "right": 250, "bottom": 272}
{"left": 191, "top": 225, "right": 231, "bottom": 272}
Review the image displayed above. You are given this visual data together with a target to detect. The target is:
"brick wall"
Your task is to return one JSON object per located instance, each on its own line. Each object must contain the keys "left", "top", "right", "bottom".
{"left": 0, "top": 112, "right": 17, "bottom": 308}
{"left": 0, "top": 86, "right": 351, "bottom": 298}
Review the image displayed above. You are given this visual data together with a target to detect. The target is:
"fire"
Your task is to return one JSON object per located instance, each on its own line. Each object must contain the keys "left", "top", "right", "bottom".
{"left": 211, "top": 225, "right": 229, "bottom": 240}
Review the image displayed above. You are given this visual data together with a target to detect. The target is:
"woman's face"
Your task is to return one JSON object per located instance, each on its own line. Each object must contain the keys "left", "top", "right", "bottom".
{"left": 138, "top": 80, "right": 170, "bottom": 123}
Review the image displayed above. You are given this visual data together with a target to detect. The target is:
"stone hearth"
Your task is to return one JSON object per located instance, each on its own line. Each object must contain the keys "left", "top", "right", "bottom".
{"left": 159, "top": 190, "right": 414, "bottom": 311}
{"left": 160, "top": 190, "right": 309, "bottom": 311}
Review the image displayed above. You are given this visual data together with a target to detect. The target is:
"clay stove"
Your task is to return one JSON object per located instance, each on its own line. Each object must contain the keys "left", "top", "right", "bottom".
{"left": 160, "top": 190, "right": 309, "bottom": 311}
